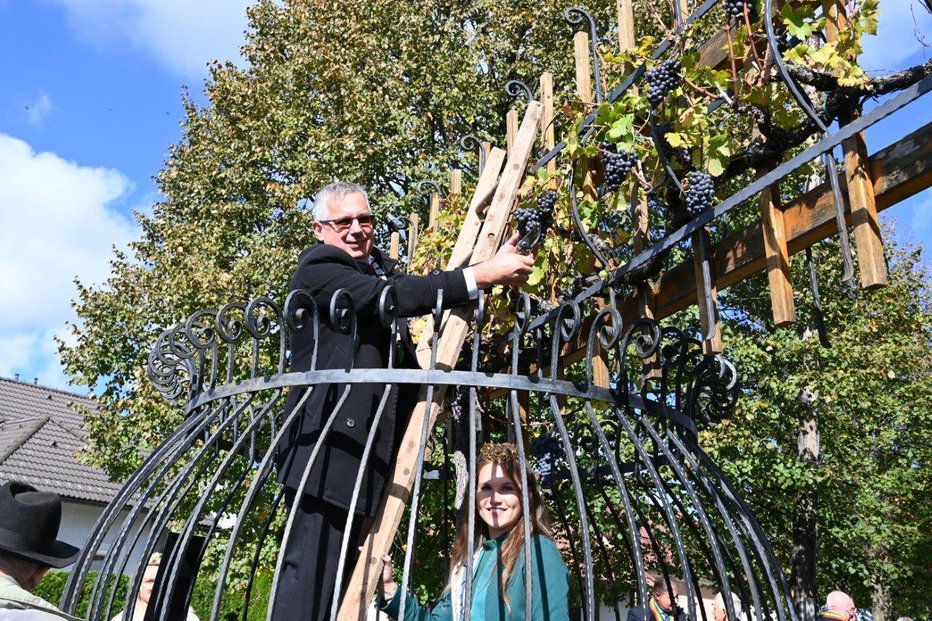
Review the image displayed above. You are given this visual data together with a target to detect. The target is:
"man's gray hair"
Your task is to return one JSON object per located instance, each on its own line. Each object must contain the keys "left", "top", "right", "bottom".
{"left": 311, "top": 182, "right": 370, "bottom": 221}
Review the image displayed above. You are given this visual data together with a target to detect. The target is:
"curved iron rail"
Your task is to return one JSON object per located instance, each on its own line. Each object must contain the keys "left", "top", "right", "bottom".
{"left": 65, "top": 283, "right": 801, "bottom": 621}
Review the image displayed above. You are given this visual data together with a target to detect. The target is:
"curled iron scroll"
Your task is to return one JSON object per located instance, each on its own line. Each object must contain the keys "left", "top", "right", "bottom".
{"left": 585, "top": 307, "right": 623, "bottom": 385}
{"left": 459, "top": 134, "right": 487, "bottom": 173}
{"left": 505, "top": 79, "right": 534, "bottom": 102}
{"left": 378, "top": 285, "right": 399, "bottom": 329}
{"left": 564, "top": 6, "right": 604, "bottom": 103}
{"left": 511, "top": 290, "right": 533, "bottom": 339}
{"left": 215, "top": 302, "right": 247, "bottom": 344}
{"left": 328, "top": 288, "right": 357, "bottom": 335}
{"left": 415, "top": 179, "right": 443, "bottom": 199}
{"left": 244, "top": 297, "right": 283, "bottom": 340}
{"left": 183, "top": 309, "right": 217, "bottom": 351}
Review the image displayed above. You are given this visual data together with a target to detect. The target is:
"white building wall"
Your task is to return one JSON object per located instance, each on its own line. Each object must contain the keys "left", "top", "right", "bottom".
{"left": 58, "top": 500, "right": 153, "bottom": 575}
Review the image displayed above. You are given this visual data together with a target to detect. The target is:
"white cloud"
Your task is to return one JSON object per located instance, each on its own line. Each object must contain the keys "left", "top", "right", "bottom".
{"left": 47, "top": 0, "right": 251, "bottom": 82}
{"left": 0, "top": 134, "right": 138, "bottom": 386}
{"left": 860, "top": 1, "right": 932, "bottom": 72}
{"left": 25, "top": 92, "right": 53, "bottom": 127}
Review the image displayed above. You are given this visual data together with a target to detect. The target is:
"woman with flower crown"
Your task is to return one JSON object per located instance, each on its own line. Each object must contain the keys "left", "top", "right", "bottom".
{"left": 378, "top": 442, "right": 569, "bottom": 621}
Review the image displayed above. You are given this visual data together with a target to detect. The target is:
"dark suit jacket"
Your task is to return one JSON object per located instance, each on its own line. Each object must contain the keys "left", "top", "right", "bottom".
{"left": 276, "top": 243, "right": 472, "bottom": 515}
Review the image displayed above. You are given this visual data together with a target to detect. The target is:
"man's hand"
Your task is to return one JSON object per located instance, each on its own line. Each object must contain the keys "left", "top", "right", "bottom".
{"left": 472, "top": 233, "right": 535, "bottom": 289}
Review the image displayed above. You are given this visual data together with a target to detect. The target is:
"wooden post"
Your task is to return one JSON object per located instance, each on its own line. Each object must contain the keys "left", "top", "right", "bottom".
{"left": 338, "top": 103, "right": 544, "bottom": 621}
{"left": 506, "top": 109, "right": 519, "bottom": 157}
{"left": 450, "top": 169, "right": 462, "bottom": 197}
{"left": 754, "top": 120, "right": 797, "bottom": 327}
{"left": 616, "top": 0, "right": 635, "bottom": 53}
{"left": 540, "top": 72, "right": 556, "bottom": 183}
{"left": 759, "top": 177, "right": 796, "bottom": 325}
{"left": 389, "top": 231, "right": 400, "bottom": 260}
{"left": 428, "top": 193, "right": 441, "bottom": 229}
{"left": 407, "top": 212, "right": 419, "bottom": 267}
{"left": 823, "top": 0, "right": 887, "bottom": 289}
{"left": 574, "top": 31, "right": 593, "bottom": 105}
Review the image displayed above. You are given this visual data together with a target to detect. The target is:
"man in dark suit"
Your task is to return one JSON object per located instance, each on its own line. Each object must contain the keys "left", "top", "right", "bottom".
{"left": 273, "top": 181, "right": 533, "bottom": 620}
{"left": 627, "top": 579, "right": 686, "bottom": 621}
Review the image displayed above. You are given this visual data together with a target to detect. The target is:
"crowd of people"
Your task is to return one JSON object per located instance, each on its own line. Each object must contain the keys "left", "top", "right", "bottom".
{"left": 0, "top": 183, "right": 916, "bottom": 621}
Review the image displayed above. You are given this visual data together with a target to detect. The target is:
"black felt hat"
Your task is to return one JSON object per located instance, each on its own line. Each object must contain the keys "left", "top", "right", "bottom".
{"left": 0, "top": 481, "right": 80, "bottom": 568}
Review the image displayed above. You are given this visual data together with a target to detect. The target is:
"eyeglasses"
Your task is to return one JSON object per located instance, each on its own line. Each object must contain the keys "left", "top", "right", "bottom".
{"left": 318, "top": 214, "right": 376, "bottom": 232}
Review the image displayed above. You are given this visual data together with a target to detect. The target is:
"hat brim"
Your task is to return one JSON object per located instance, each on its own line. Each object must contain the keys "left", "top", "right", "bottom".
{"left": 0, "top": 539, "right": 80, "bottom": 568}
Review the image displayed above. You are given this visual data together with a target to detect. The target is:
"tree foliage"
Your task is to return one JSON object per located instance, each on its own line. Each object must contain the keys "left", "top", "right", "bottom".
{"left": 59, "top": 0, "right": 931, "bottom": 616}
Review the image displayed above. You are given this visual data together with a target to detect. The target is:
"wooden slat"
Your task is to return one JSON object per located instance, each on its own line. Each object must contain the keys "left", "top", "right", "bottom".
{"left": 428, "top": 193, "right": 440, "bottom": 229}
{"left": 339, "top": 102, "right": 543, "bottom": 621}
{"left": 844, "top": 123, "right": 888, "bottom": 288}
{"left": 759, "top": 172, "right": 797, "bottom": 326}
{"left": 506, "top": 109, "right": 519, "bottom": 157}
{"left": 407, "top": 212, "right": 419, "bottom": 267}
{"left": 389, "top": 231, "right": 400, "bottom": 260}
{"left": 574, "top": 31, "right": 593, "bottom": 104}
{"left": 616, "top": 0, "right": 636, "bottom": 52}
{"left": 450, "top": 169, "right": 462, "bottom": 196}
{"left": 612, "top": 121, "right": 931, "bottom": 326}
{"left": 540, "top": 72, "right": 557, "bottom": 183}
{"left": 821, "top": 0, "right": 888, "bottom": 289}
{"left": 414, "top": 149, "right": 508, "bottom": 364}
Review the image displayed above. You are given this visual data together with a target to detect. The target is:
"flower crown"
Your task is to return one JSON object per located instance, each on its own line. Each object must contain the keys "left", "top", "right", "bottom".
{"left": 479, "top": 442, "right": 518, "bottom": 463}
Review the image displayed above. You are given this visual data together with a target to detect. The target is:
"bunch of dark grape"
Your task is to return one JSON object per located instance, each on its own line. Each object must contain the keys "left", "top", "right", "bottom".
{"left": 531, "top": 435, "right": 565, "bottom": 486}
{"left": 724, "top": 0, "right": 747, "bottom": 19}
{"left": 645, "top": 58, "right": 681, "bottom": 107}
{"left": 537, "top": 190, "right": 557, "bottom": 221}
{"left": 515, "top": 207, "right": 543, "bottom": 241}
{"left": 601, "top": 144, "right": 637, "bottom": 193}
{"left": 684, "top": 171, "right": 715, "bottom": 217}
{"left": 515, "top": 190, "right": 557, "bottom": 243}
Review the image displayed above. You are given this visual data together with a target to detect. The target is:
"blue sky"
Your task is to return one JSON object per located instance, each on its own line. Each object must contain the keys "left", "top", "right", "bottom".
{"left": 0, "top": 1, "right": 929, "bottom": 393}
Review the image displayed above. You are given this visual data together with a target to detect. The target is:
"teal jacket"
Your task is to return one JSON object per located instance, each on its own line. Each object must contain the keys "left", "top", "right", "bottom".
{"left": 381, "top": 535, "right": 569, "bottom": 621}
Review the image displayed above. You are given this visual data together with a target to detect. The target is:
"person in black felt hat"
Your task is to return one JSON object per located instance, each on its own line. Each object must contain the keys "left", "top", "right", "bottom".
{"left": 0, "top": 481, "right": 81, "bottom": 620}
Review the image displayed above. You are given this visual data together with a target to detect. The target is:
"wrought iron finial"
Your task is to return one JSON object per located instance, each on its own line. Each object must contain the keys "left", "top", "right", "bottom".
{"left": 564, "top": 6, "right": 604, "bottom": 103}
{"left": 505, "top": 79, "right": 534, "bottom": 102}
{"left": 415, "top": 179, "right": 443, "bottom": 199}
{"left": 459, "top": 134, "right": 487, "bottom": 174}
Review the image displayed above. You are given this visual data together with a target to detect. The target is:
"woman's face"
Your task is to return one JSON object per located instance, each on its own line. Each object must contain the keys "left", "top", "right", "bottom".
{"left": 476, "top": 462, "right": 523, "bottom": 539}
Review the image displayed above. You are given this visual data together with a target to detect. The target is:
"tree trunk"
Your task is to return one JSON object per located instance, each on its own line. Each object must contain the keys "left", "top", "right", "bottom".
{"left": 871, "top": 562, "right": 891, "bottom": 621}
{"left": 792, "top": 389, "right": 820, "bottom": 621}
{"left": 790, "top": 486, "right": 818, "bottom": 621}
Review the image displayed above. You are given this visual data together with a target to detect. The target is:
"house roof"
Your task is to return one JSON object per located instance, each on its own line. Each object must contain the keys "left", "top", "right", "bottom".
{"left": 0, "top": 376, "right": 123, "bottom": 505}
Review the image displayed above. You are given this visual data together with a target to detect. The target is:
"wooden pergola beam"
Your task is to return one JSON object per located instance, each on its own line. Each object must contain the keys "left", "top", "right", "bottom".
{"left": 617, "top": 121, "right": 931, "bottom": 324}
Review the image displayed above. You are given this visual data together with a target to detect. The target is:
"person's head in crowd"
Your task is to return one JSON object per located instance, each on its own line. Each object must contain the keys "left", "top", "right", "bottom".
{"left": 310, "top": 182, "right": 375, "bottom": 259}
{"left": 450, "top": 442, "right": 552, "bottom": 609}
{"left": 136, "top": 553, "right": 164, "bottom": 606}
{"left": 825, "top": 591, "right": 857, "bottom": 621}
{"left": 651, "top": 578, "right": 680, "bottom": 614}
{"left": 713, "top": 591, "right": 743, "bottom": 621}
{"left": 0, "top": 481, "right": 79, "bottom": 592}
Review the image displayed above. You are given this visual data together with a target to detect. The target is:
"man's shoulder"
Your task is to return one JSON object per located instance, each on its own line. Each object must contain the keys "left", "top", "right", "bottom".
{"left": 298, "top": 243, "right": 354, "bottom": 265}
{"left": 625, "top": 606, "right": 647, "bottom": 621}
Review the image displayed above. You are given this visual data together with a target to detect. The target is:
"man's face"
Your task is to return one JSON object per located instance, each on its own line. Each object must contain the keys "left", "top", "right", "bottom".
{"left": 312, "top": 192, "right": 375, "bottom": 259}
{"left": 138, "top": 563, "right": 159, "bottom": 604}
{"left": 655, "top": 587, "right": 678, "bottom": 613}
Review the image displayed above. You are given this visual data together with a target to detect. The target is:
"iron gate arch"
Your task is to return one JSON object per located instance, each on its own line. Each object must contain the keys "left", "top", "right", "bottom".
{"left": 61, "top": 285, "right": 797, "bottom": 621}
